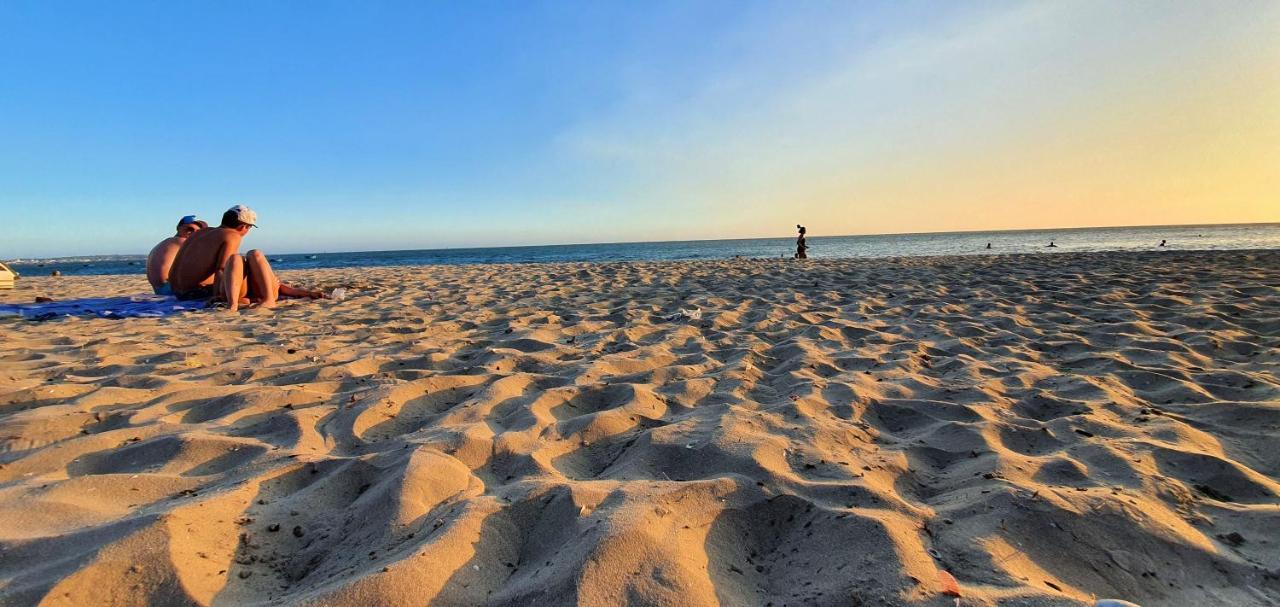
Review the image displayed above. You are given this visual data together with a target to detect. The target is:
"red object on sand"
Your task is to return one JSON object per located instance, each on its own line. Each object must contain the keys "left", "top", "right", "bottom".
{"left": 938, "top": 570, "right": 962, "bottom": 597}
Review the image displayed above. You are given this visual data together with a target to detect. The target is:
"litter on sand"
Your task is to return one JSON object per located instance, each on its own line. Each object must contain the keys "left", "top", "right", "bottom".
{"left": 664, "top": 307, "right": 701, "bottom": 321}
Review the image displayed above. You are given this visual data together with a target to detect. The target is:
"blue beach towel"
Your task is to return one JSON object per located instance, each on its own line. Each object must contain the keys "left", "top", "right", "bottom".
{"left": 0, "top": 296, "right": 210, "bottom": 321}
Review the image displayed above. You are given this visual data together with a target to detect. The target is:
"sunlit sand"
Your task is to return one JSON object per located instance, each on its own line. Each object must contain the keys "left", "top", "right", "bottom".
{"left": 1, "top": 250, "right": 1277, "bottom": 605}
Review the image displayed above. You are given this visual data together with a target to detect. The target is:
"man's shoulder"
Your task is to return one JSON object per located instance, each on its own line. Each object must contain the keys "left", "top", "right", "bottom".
{"left": 212, "top": 227, "right": 241, "bottom": 243}
{"left": 189, "top": 228, "right": 239, "bottom": 246}
{"left": 150, "top": 237, "right": 180, "bottom": 253}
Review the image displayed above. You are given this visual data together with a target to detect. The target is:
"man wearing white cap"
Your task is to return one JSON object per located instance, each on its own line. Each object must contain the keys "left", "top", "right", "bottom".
{"left": 169, "top": 204, "right": 323, "bottom": 311}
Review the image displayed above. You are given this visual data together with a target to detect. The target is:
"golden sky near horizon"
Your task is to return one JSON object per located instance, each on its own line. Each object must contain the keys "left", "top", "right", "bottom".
{"left": 557, "top": 2, "right": 1279, "bottom": 242}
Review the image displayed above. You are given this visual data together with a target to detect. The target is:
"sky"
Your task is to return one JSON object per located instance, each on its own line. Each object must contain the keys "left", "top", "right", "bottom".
{"left": 1, "top": 1, "right": 1277, "bottom": 258}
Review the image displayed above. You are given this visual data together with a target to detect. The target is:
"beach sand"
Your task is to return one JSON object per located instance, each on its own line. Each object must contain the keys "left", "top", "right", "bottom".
{"left": 1, "top": 250, "right": 1278, "bottom": 606}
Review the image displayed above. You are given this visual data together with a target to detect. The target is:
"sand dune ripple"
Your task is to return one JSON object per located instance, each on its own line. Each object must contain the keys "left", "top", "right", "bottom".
{"left": 1, "top": 250, "right": 1278, "bottom": 606}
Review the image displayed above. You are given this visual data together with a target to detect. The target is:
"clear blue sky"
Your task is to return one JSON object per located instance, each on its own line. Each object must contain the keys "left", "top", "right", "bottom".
{"left": 2, "top": 1, "right": 1275, "bottom": 258}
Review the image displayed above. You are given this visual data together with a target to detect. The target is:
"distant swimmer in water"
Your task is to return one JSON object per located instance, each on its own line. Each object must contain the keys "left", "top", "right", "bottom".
{"left": 1046, "top": 241, "right": 1057, "bottom": 248}
{"left": 795, "top": 225, "right": 808, "bottom": 259}
{"left": 985, "top": 242, "right": 992, "bottom": 249}
{"left": 1159, "top": 239, "right": 1167, "bottom": 247}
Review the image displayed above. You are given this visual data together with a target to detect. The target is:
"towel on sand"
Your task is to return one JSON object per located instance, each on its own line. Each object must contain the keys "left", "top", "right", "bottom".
{"left": 0, "top": 296, "right": 210, "bottom": 321}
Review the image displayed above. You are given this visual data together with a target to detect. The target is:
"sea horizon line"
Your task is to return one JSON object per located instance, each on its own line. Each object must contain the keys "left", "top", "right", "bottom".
{"left": 7, "top": 220, "right": 1277, "bottom": 262}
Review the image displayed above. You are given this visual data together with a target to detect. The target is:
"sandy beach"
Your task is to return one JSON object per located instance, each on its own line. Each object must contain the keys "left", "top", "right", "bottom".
{"left": 1, "top": 250, "right": 1277, "bottom": 606}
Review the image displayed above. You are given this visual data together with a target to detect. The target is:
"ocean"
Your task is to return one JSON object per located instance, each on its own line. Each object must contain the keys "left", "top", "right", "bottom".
{"left": 6, "top": 223, "right": 1278, "bottom": 277}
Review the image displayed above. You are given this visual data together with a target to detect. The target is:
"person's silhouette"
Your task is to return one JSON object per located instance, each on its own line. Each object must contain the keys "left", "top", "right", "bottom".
{"left": 795, "top": 225, "right": 808, "bottom": 259}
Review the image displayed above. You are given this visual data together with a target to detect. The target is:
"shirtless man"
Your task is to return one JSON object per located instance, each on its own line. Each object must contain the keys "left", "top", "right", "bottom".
{"left": 146, "top": 215, "right": 207, "bottom": 295}
{"left": 168, "top": 205, "right": 323, "bottom": 311}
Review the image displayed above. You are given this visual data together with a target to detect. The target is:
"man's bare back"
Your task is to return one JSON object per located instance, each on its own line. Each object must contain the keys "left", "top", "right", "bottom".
{"left": 146, "top": 236, "right": 185, "bottom": 292}
{"left": 169, "top": 227, "right": 243, "bottom": 295}
{"left": 145, "top": 216, "right": 206, "bottom": 294}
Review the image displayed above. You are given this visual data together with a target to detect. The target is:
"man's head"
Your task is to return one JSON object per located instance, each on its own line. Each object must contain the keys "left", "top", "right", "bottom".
{"left": 220, "top": 205, "right": 259, "bottom": 234}
{"left": 175, "top": 215, "right": 208, "bottom": 238}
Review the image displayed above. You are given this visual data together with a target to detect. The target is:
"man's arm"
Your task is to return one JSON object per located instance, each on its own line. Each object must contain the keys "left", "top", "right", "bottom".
{"left": 211, "top": 233, "right": 243, "bottom": 285}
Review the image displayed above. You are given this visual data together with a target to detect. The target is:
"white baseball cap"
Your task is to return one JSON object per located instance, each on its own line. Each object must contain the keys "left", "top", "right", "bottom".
{"left": 227, "top": 204, "right": 258, "bottom": 227}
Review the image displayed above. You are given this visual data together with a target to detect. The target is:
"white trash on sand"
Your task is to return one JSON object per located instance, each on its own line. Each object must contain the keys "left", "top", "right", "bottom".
{"left": 664, "top": 307, "right": 701, "bottom": 321}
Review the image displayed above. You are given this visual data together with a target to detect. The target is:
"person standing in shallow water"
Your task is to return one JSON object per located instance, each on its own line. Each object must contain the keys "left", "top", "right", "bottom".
{"left": 795, "top": 225, "right": 808, "bottom": 259}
